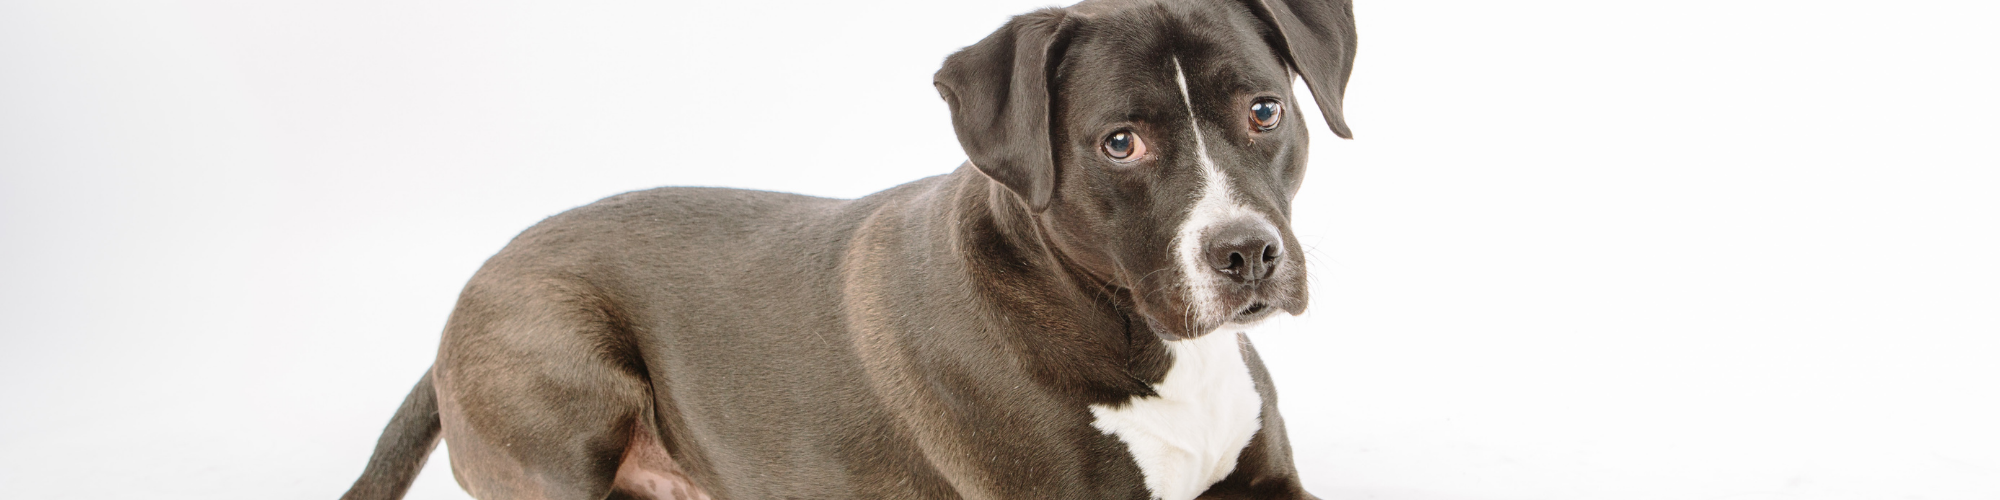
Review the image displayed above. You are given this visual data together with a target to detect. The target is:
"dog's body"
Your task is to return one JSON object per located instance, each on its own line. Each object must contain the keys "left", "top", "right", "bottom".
{"left": 341, "top": 0, "right": 1355, "bottom": 499}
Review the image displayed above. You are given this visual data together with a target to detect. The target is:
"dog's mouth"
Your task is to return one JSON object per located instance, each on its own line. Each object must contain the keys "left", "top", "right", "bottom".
{"left": 1133, "top": 295, "right": 1296, "bottom": 342}
{"left": 1122, "top": 260, "right": 1308, "bottom": 341}
{"left": 1235, "top": 301, "right": 1272, "bottom": 319}
{"left": 1223, "top": 300, "right": 1283, "bottom": 327}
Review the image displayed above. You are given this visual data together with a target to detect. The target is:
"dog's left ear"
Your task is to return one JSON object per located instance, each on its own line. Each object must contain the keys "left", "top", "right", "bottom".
{"left": 1243, "top": 0, "right": 1358, "bottom": 138}
{"left": 935, "top": 9, "right": 1073, "bottom": 212}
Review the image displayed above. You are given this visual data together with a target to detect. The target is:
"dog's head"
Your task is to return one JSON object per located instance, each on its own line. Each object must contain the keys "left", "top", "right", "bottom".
{"left": 935, "top": 0, "right": 1355, "bottom": 340}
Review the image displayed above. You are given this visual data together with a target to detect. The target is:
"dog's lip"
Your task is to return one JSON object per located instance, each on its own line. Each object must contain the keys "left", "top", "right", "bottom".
{"left": 1135, "top": 300, "right": 1291, "bottom": 341}
{"left": 1124, "top": 272, "right": 1308, "bottom": 339}
{"left": 1229, "top": 301, "right": 1276, "bottom": 323}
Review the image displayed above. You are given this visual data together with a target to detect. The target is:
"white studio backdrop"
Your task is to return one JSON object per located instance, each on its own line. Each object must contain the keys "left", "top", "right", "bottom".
{"left": 2, "top": 0, "right": 1996, "bottom": 499}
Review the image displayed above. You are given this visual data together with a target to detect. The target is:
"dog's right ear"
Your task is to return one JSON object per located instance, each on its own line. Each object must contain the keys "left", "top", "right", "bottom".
{"left": 1243, "top": 0, "right": 1358, "bottom": 139}
{"left": 935, "top": 9, "right": 1073, "bottom": 212}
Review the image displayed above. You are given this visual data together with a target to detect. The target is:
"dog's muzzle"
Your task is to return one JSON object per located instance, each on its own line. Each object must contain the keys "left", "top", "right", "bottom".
{"left": 1202, "top": 217, "right": 1283, "bottom": 283}
{"left": 1199, "top": 216, "right": 1295, "bottom": 327}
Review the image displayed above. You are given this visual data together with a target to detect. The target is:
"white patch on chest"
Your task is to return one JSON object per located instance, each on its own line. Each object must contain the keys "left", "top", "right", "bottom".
{"left": 1088, "top": 329, "right": 1263, "bottom": 500}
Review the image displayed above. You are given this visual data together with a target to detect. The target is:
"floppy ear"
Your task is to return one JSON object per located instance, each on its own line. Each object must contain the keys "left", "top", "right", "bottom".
{"left": 934, "top": 9, "right": 1072, "bottom": 212}
{"left": 1243, "top": 0, "right": 1358, "bottom": 138}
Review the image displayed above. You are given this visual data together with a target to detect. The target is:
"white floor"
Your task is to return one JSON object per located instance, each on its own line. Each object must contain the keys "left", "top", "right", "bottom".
{"left": 3, "top": 1, "right": 1996, "bottom": 499}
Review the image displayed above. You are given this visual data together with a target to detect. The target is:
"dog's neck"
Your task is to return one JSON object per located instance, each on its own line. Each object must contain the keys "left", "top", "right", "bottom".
{"left": 937, "top": 165, "right": 1172, "bottom": 395}
{"left": 944, "top": 163, "right": 1113, "bottom": 310}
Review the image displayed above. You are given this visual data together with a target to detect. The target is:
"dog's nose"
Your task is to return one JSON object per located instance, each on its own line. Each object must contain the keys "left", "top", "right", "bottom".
{"left": 1203, "top": 219, "right": 1282, "bottom": 282}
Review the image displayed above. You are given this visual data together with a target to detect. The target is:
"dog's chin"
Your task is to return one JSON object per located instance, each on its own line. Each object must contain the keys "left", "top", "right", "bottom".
{"left": 1225, "top": 300, "right": 1283, "bottom": 326}
{"left": 1137, "top": 314, "right": 1194, "bottom": 342}
{"left": 1135, "top": 295, "right": 1304, "bottom": 342}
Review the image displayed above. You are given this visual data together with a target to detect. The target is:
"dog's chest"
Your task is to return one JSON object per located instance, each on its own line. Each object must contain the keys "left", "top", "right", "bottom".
{"left": 1088, "top": 330, "right": 1263, "bottom": 500}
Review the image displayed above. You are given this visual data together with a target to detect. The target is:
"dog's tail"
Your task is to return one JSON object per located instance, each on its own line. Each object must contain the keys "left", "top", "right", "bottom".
{"left": 340, "top": 369, "right": 443, "bottom": 500}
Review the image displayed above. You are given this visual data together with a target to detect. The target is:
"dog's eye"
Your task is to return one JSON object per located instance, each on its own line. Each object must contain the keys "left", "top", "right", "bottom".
{"left": 1102, "top": 131, "right": 1146, "bottom": 161}
{"left": 1250, "top": 99, "right": 1283, "bottom": 131}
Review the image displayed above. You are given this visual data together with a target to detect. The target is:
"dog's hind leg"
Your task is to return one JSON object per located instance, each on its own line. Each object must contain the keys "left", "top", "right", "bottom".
{"left": 605, "top": 415, "right": 712, "bottom": 500}
{"left": 429, "top": 277, "right": 662, "bottom": 500}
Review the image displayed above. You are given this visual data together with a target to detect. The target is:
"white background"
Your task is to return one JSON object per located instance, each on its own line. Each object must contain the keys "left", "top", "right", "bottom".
{"left": 3, "top": 0, "right": 1996, "bottom": 499}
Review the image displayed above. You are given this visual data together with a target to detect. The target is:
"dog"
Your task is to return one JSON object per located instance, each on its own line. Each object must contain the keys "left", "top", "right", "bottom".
{"left": 340, "top": 0, "right": 1354, "bottom": 498}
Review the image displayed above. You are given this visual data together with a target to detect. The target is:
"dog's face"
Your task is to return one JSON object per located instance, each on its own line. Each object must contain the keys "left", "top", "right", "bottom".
{"left": 1045, "top": 1, "right": 1309, "bottom": 341}
{"left": 936, "top": 0, "right": 1356, "bottom": 340}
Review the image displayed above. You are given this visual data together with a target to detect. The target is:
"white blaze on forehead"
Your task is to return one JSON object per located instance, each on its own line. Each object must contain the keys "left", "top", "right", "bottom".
{"left": 1169, "top": 56, "right": 1259, "bottom": 330}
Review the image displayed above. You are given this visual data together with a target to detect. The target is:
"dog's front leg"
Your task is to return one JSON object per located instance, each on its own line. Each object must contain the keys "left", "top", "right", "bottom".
{"left": 1195, "top": 339, "right": 1320, "bottom": 500}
